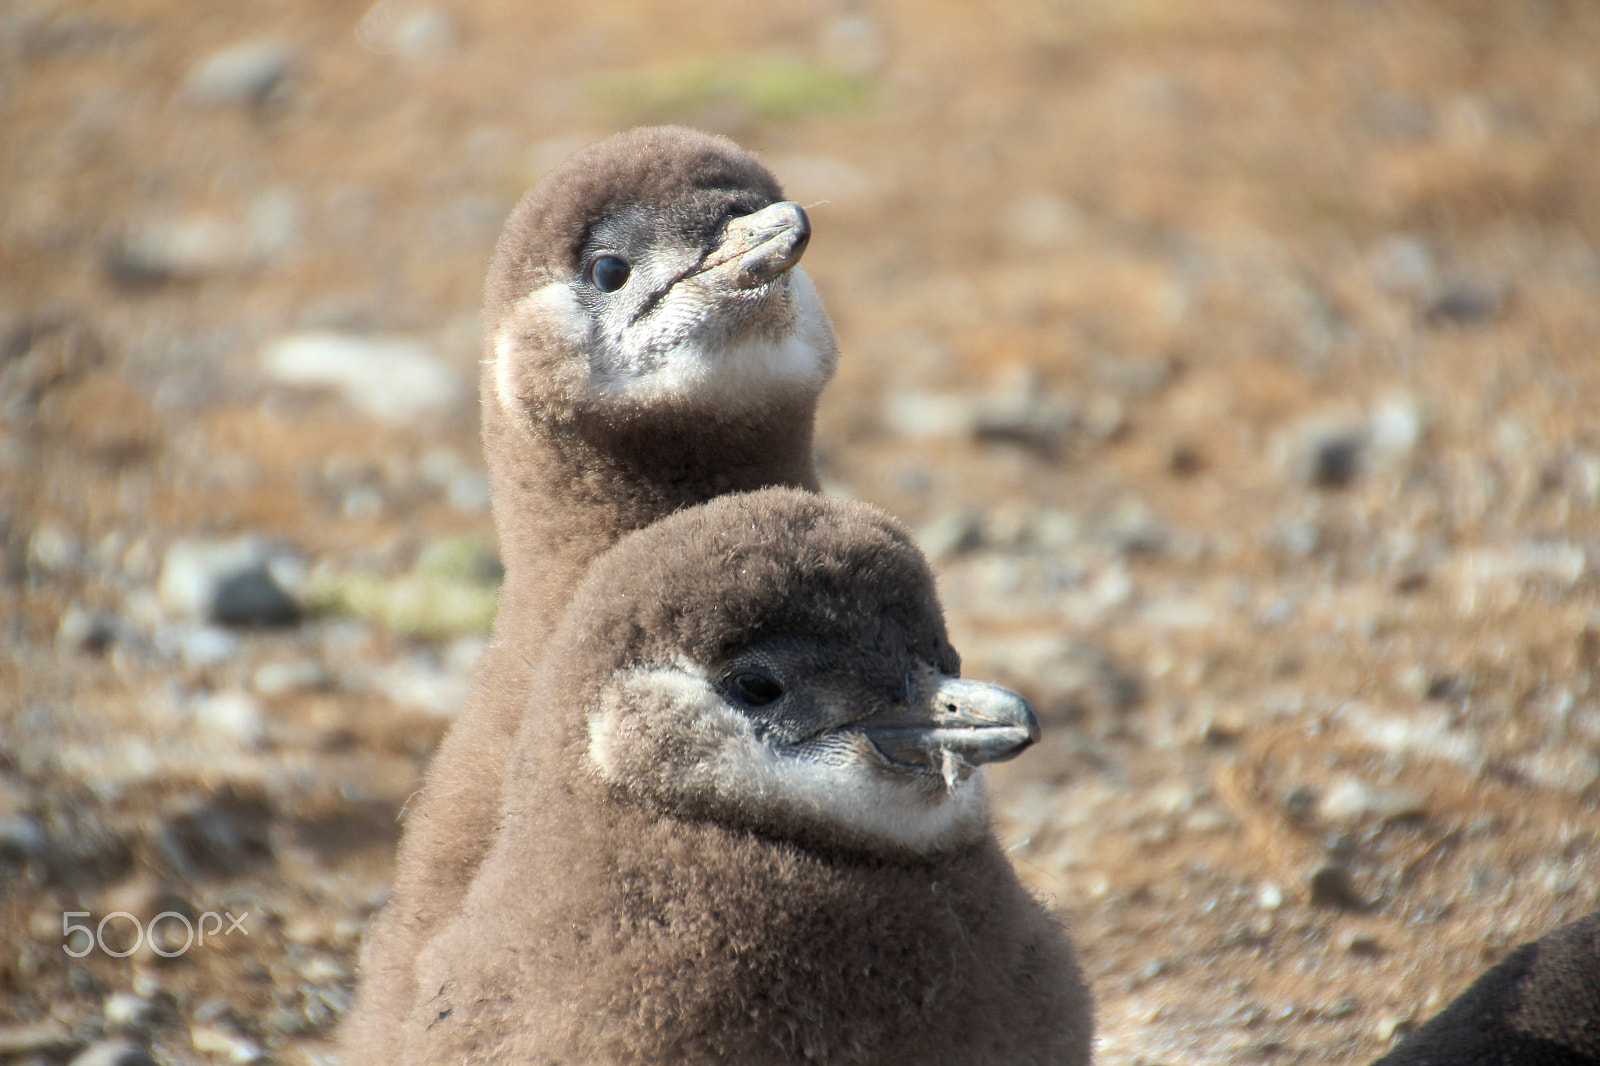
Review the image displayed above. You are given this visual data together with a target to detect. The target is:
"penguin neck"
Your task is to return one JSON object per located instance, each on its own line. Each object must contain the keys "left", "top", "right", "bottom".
{"left": 484, "top": 393, "right": 820, "bottom": 631}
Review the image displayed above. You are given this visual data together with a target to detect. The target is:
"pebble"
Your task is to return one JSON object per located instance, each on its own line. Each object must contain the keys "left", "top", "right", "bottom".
{"left": 1424, "top": 283, "right": 1504, "bottom": 327}
{"left": 260, "top": 331, "right": 467, "bottom": 423}
{"left": 1001, "top": 191, "right": 1083, "bottom": 251}
{"left": 1345, "top": 931, "right": 1384, "bottom": 956}
{"left": 1516, "top": 749, "right": 1600, "bottom": 794}
{"left": 819, "top": 11, "right": 886, "bottom": 75}
{"left": 105, "top": 216, "right": 248, "bottom": 286}
{"left": 252, "top": 660, "right": 329, "bottom": 696}
{"left": 1367, "top": 395, "right": 1425, "bottom": 460}
{"left": 28, "top": 521, "right": 83, "bottom": 573}
{"left": 190, "top": 1024, "right": 262, "bottom": 1064}
{"left": 1368, "top": 234, "right": 1436, "bottom": 296}
{"left": 57, "top": 604, "right": 120, "bottom": 654}
{"left": 181, "top": 39, "right": 297, "bottom": 108}
{"left": 881, "top": 391, "right": 974, "bottom": 439}
{"left": 169, "top": 624, "right": 242, "bottom": 667}
{"left": 102, "top": 991, "right": 154, "bottom": 1029}
{"left": 71, "top": 1043, "right": 158, "bottom": 1066}
{"left": 356, "top": 1, "right": 461, "bottom": 59}
{"left": 157, "top": 537, "right": 301, "bottom": 626}
{"left": 193, "top": 691, "right": 266, "bottom": 746}
{"left": 1308, "top": 863, "right": 1368, "bottom": 911}
{"left": 1295, "top": 424, "right": 1364, "bottom": 489}
{"left": 1317, "top": 778, "right": 1428, "bottom": 823}
{"left": 971, "top": 371, "right": 1078, "bottom": 459}
{"left": 1375, "top": 1013, "right": 1416, "bottom": 1042}
{"left": 212, "top": 566, "right": 301, "bottom": 626}
{"left": 447, "top": 470, "right": 491, "bottom": 512}
{"left": 0, "top": 1022, "right": 75, "bottom": 1055}
{"left": 0, "top": 814, "right": 45, "bottom": 861}
{"left": 916, "top": 510, "right": 984, "bottom": 560}
{"left": 1454, "top": 542, "right": 1589, "bottom": 595}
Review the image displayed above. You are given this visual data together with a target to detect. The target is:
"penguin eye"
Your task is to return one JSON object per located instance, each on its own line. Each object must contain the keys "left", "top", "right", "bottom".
{"left": 585, "top": 255, "right": 631, "bottom": 293}
{"left": 729, "top": 670, "right": 784, "bottom": 707}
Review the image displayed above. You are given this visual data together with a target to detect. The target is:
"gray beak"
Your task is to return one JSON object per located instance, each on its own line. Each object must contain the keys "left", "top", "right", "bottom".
{"left": 701, "top": 201, "right": 811, "bottom": 289}
{"left": 860, "top": 676, "right": 1042, "bottom": 769}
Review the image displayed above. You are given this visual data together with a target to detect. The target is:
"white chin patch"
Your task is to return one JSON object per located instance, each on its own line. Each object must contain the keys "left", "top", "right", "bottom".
{"left": 492, "top": 269, "right": 837, "bottom": 409}
{"left": 587, "top": 665, "right": 989, "bottom": 854}
{"left": 587, "top": 266, "right": 837, "bottom": 403}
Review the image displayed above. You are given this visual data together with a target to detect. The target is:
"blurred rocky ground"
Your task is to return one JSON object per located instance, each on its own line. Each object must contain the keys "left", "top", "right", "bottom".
{"left": 3, "top": 1, "right": 1599, "bottom": 1063}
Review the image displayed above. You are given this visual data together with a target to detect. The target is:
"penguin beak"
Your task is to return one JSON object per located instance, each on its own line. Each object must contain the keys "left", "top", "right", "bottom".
{"left": 699, "top": 201, "right": 811, "bottom": 289}
{"left": 858, "top": 676, "right": 1041, "bottom": 770}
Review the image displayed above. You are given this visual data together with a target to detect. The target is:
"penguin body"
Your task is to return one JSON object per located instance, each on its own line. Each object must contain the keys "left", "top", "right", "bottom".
{"left": 400, "top": 488, "right": 1092, "bottom": 1065}
{"left": 347, "top": 127, "right": 837, "bottom": 1059}
{"left": 1373, "top": 910, "right": 1600, "bottom": 1066}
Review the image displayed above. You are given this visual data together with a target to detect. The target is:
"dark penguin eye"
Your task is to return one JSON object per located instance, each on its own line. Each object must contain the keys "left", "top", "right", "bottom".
{"left": 586, "top": 255, "right": 631, "bottom": 293}
{"left": 730, "top": 671, "right": 784, "bottom": 707}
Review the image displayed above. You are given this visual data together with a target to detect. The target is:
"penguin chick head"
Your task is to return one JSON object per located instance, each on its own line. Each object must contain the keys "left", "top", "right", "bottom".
{"left": 548, "top": 487, "right": 1040, "bottom": 856}
{"left": 485, "top": 126, "right": 837, "bottom": 419}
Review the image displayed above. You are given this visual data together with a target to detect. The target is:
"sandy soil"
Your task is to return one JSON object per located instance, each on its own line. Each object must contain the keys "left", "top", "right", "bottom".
{"left": 4, "top": 1, "right": 1599, "bottom": 1063}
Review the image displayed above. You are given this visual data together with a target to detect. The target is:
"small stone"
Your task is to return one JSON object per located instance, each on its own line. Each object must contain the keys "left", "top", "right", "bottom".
{"left": 1297, "top": 427, "right": 1364, "bottom": 489}
{"left": 71, "top": 1041, "right": 158, "bottom": 1066}
{"left": 1424, "top": 283, "right": 1504, "bottom": 327}
{"left": 158, "top": 537, "right": 301, "bottom": 626}
{"left": 182, "top": 39, "right": 297, "bottom": 107}
{"left": 171, "top": 624, "right": 242, "bottom": 667}
{"left": 105, "top": 216, "right": 249, "bottom": 287}
{"left": 1368, "top": 396, "right": 1424, "bottom": 460}
{"left": 819, "top": 11, "right": 885, "bottom": 76}
{"left": 58, "top": 605, "right": 120, "bottom": 654}
{"left": 356, "top": 1, "right": 461, "bottom": 59}
{"left": 1256, "top": 883, "right": 1285, "bottom": 911}
{"left": 0, "top": 1021, "right": 75, "bottom": 1055}
{"left": 103, "top": 992, "right": 155, "bottom": 1029}
{"left": 260, "top": 332, "right": 466, "bottom": 423}
{"left": 972, "top": 383, "right": 1077, "bottom": 459}
{"left": 295, "top": 954, "right": 349, "bottom": 985}
{"left": 882, "top": 391, "right": 974, "bottom": 439}
{"left": 1376, "top": 1013, "right": 1416, "bottom": 1042}
{"left": 252, "top": 660, "right": 329, "bottom": 696}
{"left": 1308, "top": 863, "right": 1368, "bottom": 911}
{"left": 190, "top": 1024, "right": 262, "bottom": 1064}
{"left": 1317, "top": 778, "right": 1428, "bottom": 823}
{"left": 447, "top": 470, "right": 490, "bottom": 512}
{"left": 1001, "top": 192, "right": 1083, "bottom": 251}
{"left": 1369, "top": 235, "right": 1436, "bottom": 296}
{"left": 1345, "top": 931, "right": 1384, "bottom": 957}
{"left": 1516, "top": 749, "right": 1600, "bottom": 795}
{"left": 28, "top": 522, "right": 82, "bottom": 573}
{"left": 0, "top": 814, "right": 45, "bottom": 861}
{"left": 916, "top": 510, "right": 984, "bottom": 560}
{"left": 212, "top": 567, "right": 300, "bottom": 626}
{"left": 194, "top": 691, "right": 266, "bottom": 746}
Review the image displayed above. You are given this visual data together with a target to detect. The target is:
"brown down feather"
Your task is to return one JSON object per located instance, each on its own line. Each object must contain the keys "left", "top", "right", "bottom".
{"left": 344, "top": 127, "right": 833, "bottom": 1060}
{"left": 397, "top": 487, "right": 1094, "bottom": 1065}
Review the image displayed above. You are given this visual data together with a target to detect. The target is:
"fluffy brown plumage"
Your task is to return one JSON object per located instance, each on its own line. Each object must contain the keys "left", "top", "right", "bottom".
{"left": 396, "top": 487, "right": 1092, "bottom": 1065}
{"left": 346, "top": 127, "right": 837, "bottom": 1059}
{"left": 1371, "top": 910, "right": 1600, "bottom": 1065}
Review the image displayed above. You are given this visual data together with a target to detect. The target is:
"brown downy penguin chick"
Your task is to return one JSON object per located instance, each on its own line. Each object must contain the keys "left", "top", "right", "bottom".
{"left": 346, "top": 128, "right": 838, "bottom": 1058}
{"left": 399, "top": 487, "right": 1092, "bottom": 1065}
{"left": 1370, "top": 909, "right": 1600, "bottom": 1066}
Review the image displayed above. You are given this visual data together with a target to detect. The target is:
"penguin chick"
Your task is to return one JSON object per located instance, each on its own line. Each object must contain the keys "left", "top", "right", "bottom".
{"left": 1371, "top": 909, "right": 1599, "bottom": 1066}
{"left": 399, "top": 487, "right": 1092, "bottom": 1066}
{"left": 347, "top": 127, "right": 837, "bottom": 1061}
